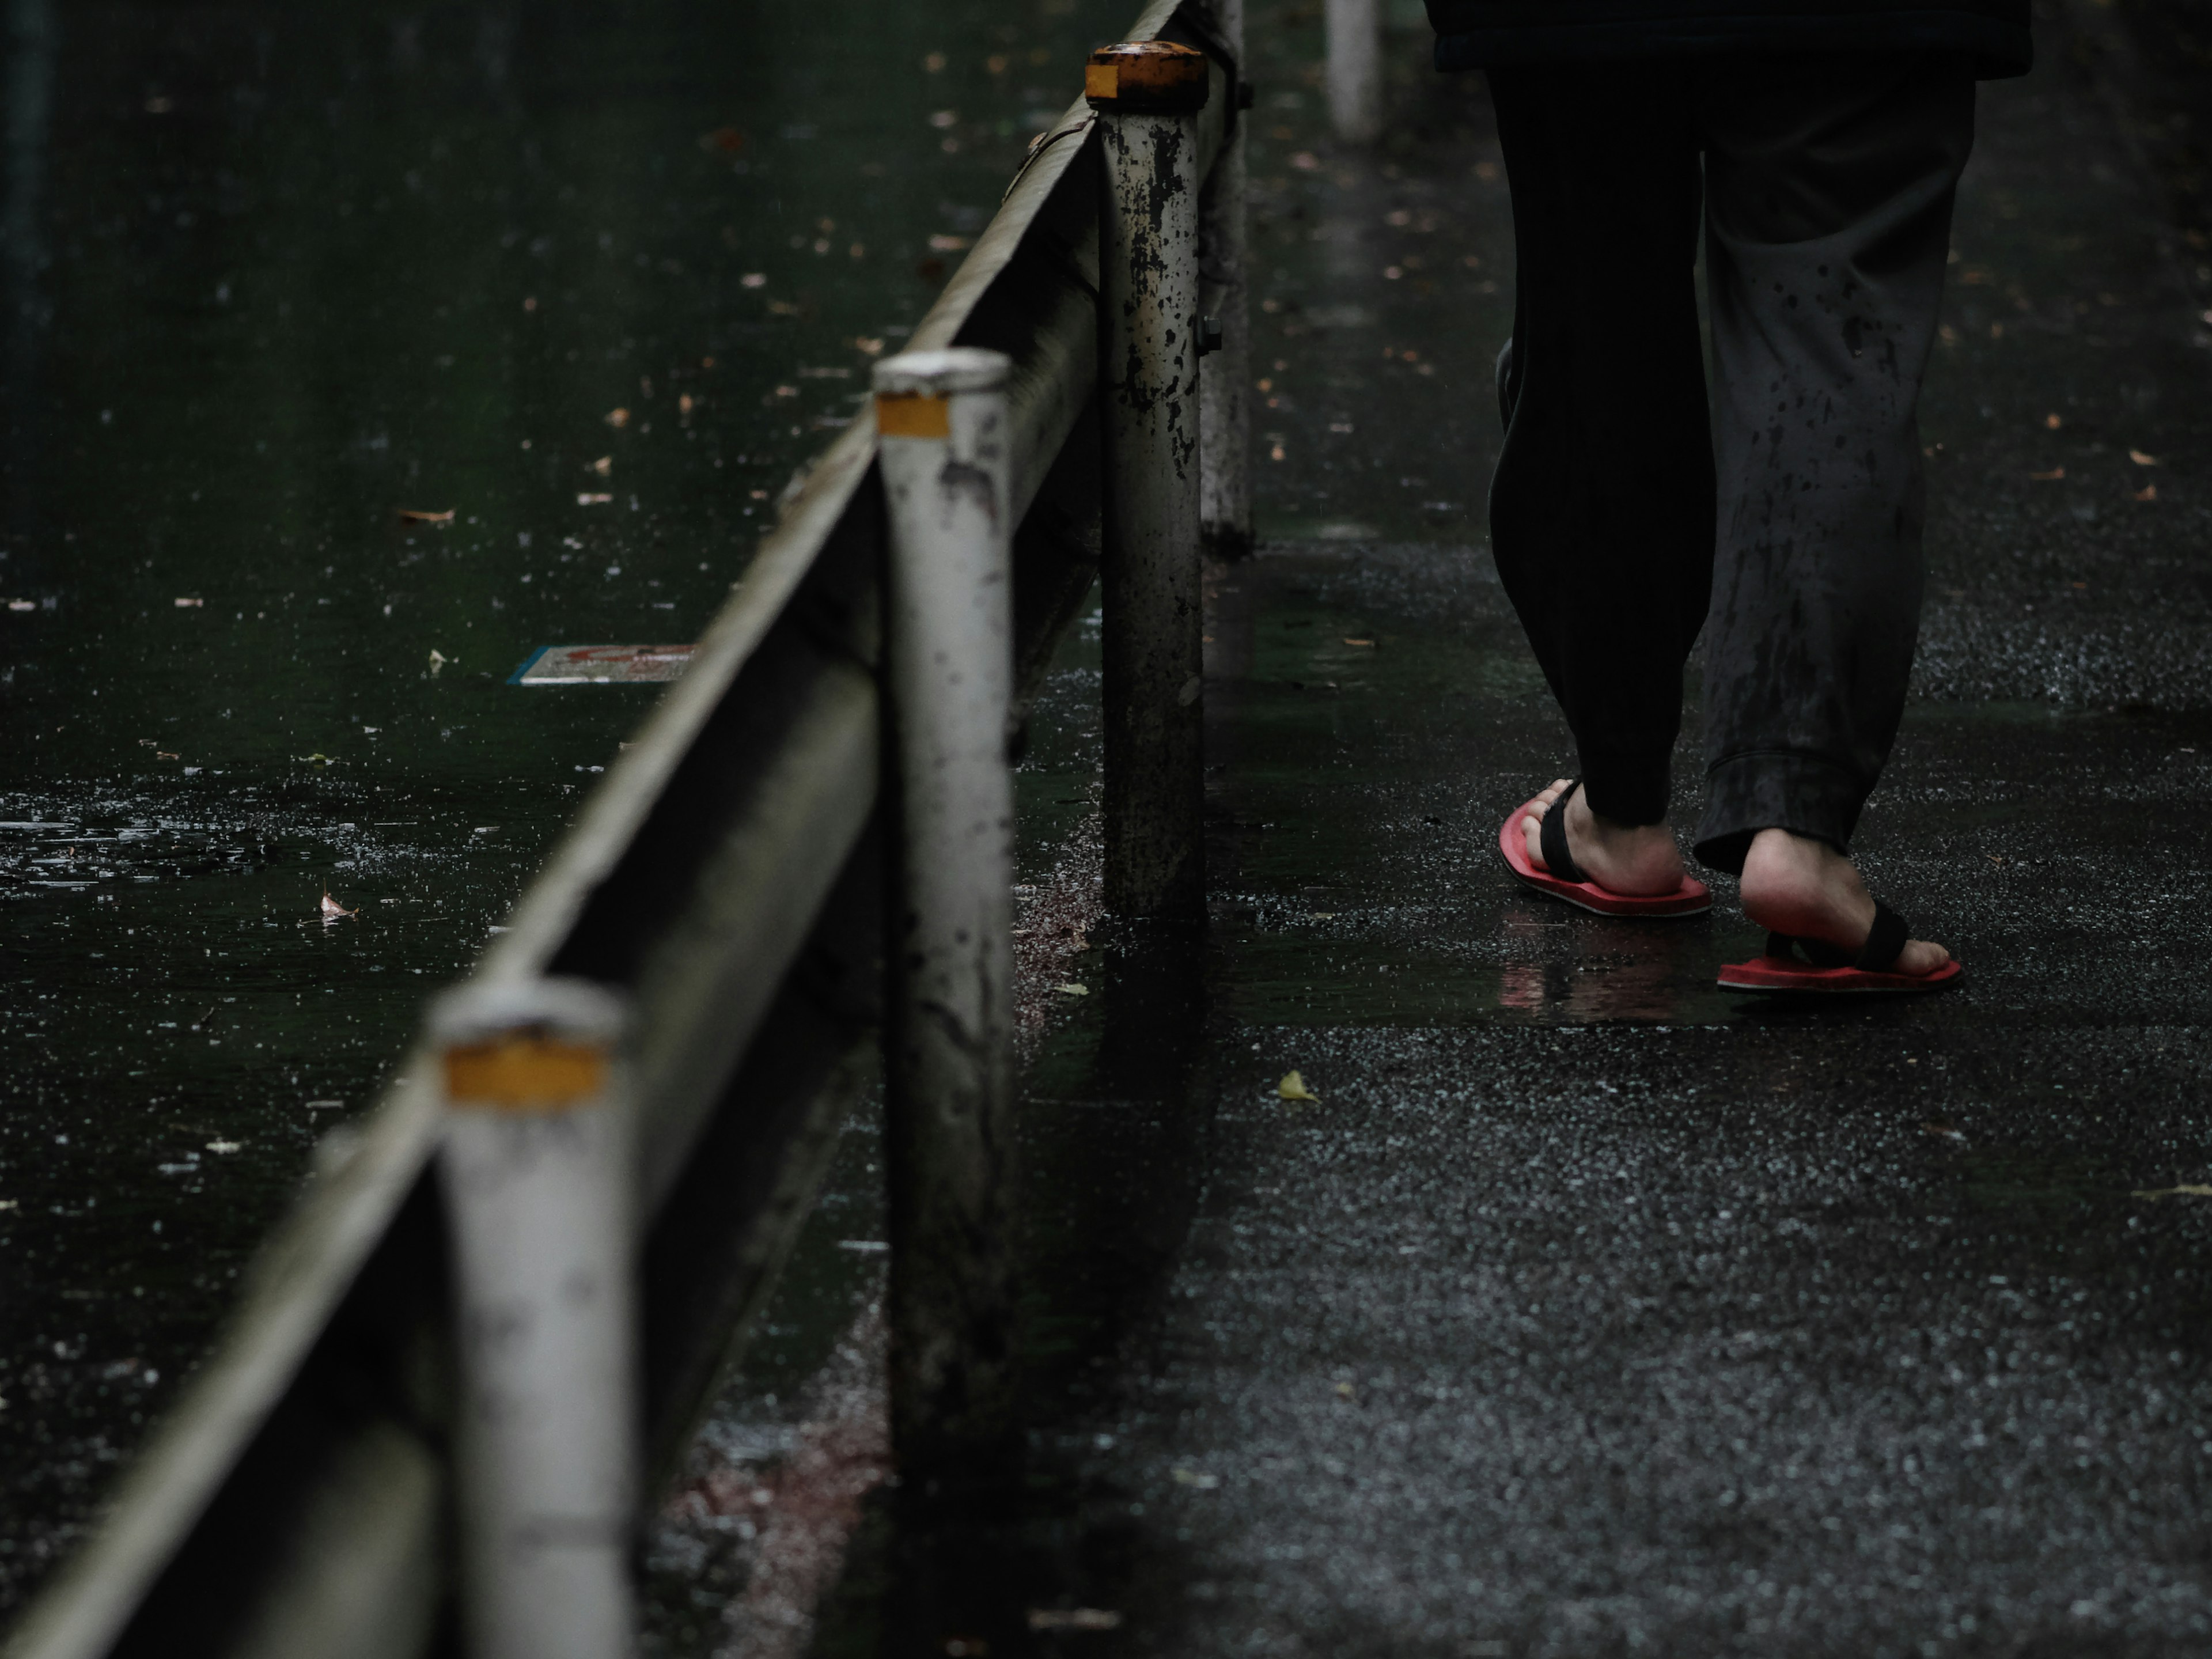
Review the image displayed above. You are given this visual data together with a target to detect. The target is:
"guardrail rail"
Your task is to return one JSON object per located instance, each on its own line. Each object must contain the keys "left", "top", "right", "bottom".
{"left": 5, "top": 1, "right": 1249, "bottom": 1655}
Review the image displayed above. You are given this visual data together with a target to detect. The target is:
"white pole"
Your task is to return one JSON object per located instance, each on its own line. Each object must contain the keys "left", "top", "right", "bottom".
{"left": 1325, "top": 0, "right": 1382, "bottom": 144}
{"left": 1200, "top": 0, "right": 1253, "bottom": 559}
{"left": 434, "top": 978, "right": 636, "bottom": 1659}
{"left": 872, "top": 346, "right": 1021, "bottom": 1471}
{"left": 1089, "top": 41, "right": 1210, "bottom": 918}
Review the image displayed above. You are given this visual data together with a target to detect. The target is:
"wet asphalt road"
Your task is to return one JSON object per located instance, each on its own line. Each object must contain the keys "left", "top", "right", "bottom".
{"left": 0, "top": 0, "right": 1132, "bottom": 1624}
{"left": 969, "top": 0, "right": 2212, "bottom": 1653}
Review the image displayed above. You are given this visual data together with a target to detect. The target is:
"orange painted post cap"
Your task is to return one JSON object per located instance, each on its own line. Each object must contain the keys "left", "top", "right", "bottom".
{"left": 1084, "top": 41, "right": 1211, "bottom": 114}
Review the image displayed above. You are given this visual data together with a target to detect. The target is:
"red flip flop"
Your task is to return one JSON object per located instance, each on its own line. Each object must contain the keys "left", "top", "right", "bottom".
{"left": 1497, "top": 782, "right": 1711, "bottom": 918}
{"left": 1718, "top": 902, "right": 1963, "bottom": 994}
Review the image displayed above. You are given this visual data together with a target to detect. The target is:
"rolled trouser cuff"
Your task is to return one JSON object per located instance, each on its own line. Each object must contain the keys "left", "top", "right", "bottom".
{"left": 1580, "top": 749, "right": 1672, "bottom": 828}
{"left": 1694, "top": 750, "right": 1867, "bottom": 874}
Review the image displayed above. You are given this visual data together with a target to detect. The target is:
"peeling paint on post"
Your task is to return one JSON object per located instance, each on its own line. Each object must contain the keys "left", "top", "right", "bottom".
{"left": 1200, "top": 0, "right": 1253, "bottom": 559}
{"left": 1090, "top": 40, "right": 1210, "bottom": 918}
{"left": 434, "top": 977, "right": 636, "bottom": 1659}
{"left": 874, "top": 347, "right": 1021, "bottom": 1478}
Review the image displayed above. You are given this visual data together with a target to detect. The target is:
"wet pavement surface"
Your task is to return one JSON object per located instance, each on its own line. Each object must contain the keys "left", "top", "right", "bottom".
{"left": 815, "top": 0, "right": 2212, "bottom": 1653}
{"left": 10, "top": 0, "right": 2212, "bottom": 1650}
{"left": 0, "top": 0, "right": 1130, "bottom": 1624}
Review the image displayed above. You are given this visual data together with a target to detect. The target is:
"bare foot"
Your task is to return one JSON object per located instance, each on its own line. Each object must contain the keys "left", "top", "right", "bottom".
{"left": 1738, "top": 828, "right": 1950, "bottom": 976}
{"left": 1520, "top": 778, "right": 1688, "bottom": 897}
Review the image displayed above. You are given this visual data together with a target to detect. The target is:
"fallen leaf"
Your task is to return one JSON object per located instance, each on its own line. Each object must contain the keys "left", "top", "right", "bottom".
{"left": 740, "top": 272, "right": 767, "bottom": 289}
{"left": 854, "top": 336, "right": 885, "bottom": 355}
{"left": 588, "top": 455, "right": 612, "bottom": 476}
{"left": 2130, "top": 449, "right": 2159, "bottom": 465}
{"left": 397, "top": 507, "right": 454, "bottom": 524}
{"left": 2134, "top": 484, "right": 2158, "bottom": 502}
{"left": 156, "top": 751, "right": 179, "bottom": 760}
{"left": 677, "top": 393, "right": 695, "bottom": 415}
{"left": 320, "top": 891, "right": 359, "bottom": 920}
{"left": 2044, "top": 412, "right": 2062, "bottom": 429}
{"left": 1334, "top": 1380, "right": 1355, "bottom": 1399}
{"left": 1055, "top": 982, "right": 1089, "bottom": 997}
{"left": 428, "top": 649, "right": 448, "bottom": 675}
{"left": 1278, "top": 1070, "right": 1320, "bottom": 1103}
{"left": 577, "top": 492, "right": 613, "bottom": 505}
{"left": 1172, "top": 1468, "right": 1219, "bottom": 1489}
{"left": 1921, "top": 1122, "right": 1968, "bottom": 1145}
{"left": 206, "top": 1139, "right": 241, "bottom": 1154}
{"left": 173, "top": 596, "right": 203, "bottom": 608}
{"left": 2133, "top": 1184, "right": 2212, "bottom": 1201}
{"left": 1342, "top": 637, "right": 1374, "bottom": 646}
{"left": 928, "top": 233, "right": 971, "bottom": 252}
{"left": 2029, "top": 467, "right": 2065, "bottom": 481}
{"left": 6, "top": 599, "right": 32, "bottom": 611}
{"left": 1028, "top": 1611, "right": 1122, "bottom": 1633}
{"left": 605, "top": 407, "right": 630, "bottom": 428}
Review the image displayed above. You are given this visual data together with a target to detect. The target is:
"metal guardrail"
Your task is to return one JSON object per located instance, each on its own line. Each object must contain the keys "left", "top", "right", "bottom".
{"left": 3, "top": 2, "right": 1245, "bottom": 1655}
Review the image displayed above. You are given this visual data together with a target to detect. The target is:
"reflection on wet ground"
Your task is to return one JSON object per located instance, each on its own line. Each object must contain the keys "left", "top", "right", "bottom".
{"left": 0, "top": 0, "right": 1134, "bottom": 1623}
{"left": 802, "top": 0, "right": 2212, "bottom": 1651}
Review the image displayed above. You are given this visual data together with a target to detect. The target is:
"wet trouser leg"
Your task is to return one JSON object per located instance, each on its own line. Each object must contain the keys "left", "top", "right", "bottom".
{"left": 1486, "top": 66, "right": 1714, "bottom": 827}
{"left": 1690, "top": 54, "right": 1975, "bottom": 872}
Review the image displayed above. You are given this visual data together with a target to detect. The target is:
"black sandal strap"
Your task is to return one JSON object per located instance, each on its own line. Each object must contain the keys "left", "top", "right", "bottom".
{"left": 1770, "top": 903, "right": 1912, "bottom": 971}
{"left": 1538, "top": 782, "right": 1588, "bottom": 884}
{"left": 1856, "top": 900, "right": 1910, "bottom": 972}
{"left": 1774, "top": 931, "right": 1852, "bottom": 968}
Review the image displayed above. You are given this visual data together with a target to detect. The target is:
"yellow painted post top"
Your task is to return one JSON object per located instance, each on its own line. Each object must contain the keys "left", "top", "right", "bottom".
{"left": 444, "top": 1032, "right": 609, "bottom": 1111}
{"left": 1084, "top": 41, "right": 1210, "bottom": 114}
{"left": 875, "top": 392, "right": 952, "bottom": 439}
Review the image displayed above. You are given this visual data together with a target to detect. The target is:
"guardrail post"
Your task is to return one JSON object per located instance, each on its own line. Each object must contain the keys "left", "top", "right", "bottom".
{"left": 874, "top": 347, "right": 1021, "bottom": 1478}
{"left": 1089, "top": 40, "right": 1210, "bottom": 919}
{"left": 1200, "top": 0, "right": 1253, "bottom": 559}
{"left": 1326, "top": 0, "right": 1382, "bottom": 143}
{"left": 434, "top": 978, "right": 636, "bottom": 1659}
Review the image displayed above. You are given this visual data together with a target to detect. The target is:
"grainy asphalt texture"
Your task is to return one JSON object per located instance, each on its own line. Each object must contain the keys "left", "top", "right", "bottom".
{"left": 980, "top": 1, "right": 2212, "bottom": 1654}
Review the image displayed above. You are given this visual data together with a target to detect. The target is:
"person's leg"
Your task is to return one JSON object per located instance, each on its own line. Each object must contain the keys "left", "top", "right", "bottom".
{"left": 1487, "top": 66, "right": 1712, "bottom": 892}
{"left": 1692, "top": 52, "right": 1974, "bottom": 969}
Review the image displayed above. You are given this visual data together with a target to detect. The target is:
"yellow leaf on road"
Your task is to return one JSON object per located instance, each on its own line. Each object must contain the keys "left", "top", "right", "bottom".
{"left": 1278, "top": 1070, "right": 1319, "bottom": 1103}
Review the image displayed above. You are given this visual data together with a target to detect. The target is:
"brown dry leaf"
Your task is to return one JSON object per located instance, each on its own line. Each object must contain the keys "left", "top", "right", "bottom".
{"left": 1055, "top": 982, "right": 1088, "bottom": 997}
{"left": 1343, "top": 637, "right": 1375, "bottom": 646}
{"left": 2135, "top": 484, "right": 2158, "bottom": 503}
{"left": 397, "top": 507, "right": 454, "bottom": 524}
{"left": 588, "top": 455, "right": 612, "bottom": 476}
{"left": 173, "top": 596, "right": 203, "bottom": 608}
{"left": 577, "top": 492, "right": 613, "bottom": 506}
{"left": 604, "top": 407, "right": 630, "bottom": 429}
{"left": 2043, "top": 412, "right": 2062, "bottom": 429}
{"left": 2029, "top": 467, "right": 2065, "bottom": 482}
{"left": 319, "top": 891, "right": 359, "bottom": 920}
{"left": 2129, "top": 448, "right": 2159, "bottom": 465}
{"left": 1278, "top": 1070, "right": 1320, "bottom": 1103}
{"left": 1921, "top": 1122, "right": 1968, "bottom": 1145}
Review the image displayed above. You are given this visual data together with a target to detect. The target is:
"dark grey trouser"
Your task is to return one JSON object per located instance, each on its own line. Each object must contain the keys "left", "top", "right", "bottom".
{"left": 1484, "top": 54, "right": 1976, "bottom": 873}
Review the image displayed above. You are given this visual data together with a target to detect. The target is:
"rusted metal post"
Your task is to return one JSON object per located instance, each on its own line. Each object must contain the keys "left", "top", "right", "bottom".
{"left": 1326, "top": 0, "right": 1382, "bottom": 143}
{"left": 434, "top": 978, "right": 636, "bottom": 1659}
{"left": 1090, "top": 40, "right": 1210, "bottom": 918}
{"left": 874, "top": 347, "right": 1021, "bottom": 1477}
{"left": 1200, "top": 0, "right": 1253, "bottom": 559}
